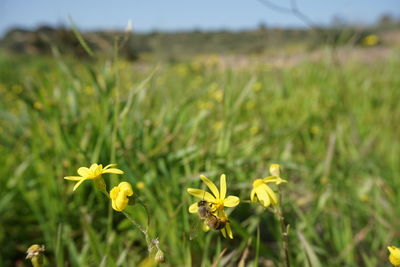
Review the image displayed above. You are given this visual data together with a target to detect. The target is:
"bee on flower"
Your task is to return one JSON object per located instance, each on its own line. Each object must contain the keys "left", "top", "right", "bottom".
{"left": 250, "top": 164, "right": 287, "bottom": 208}
{"left": 187, "top": 174, "right": 240, "bottom": 239}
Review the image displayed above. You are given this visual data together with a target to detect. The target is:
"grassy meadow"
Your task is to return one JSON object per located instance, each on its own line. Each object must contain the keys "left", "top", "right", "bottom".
{"left": 0, "top": 45, "right": 400, "bottom": 266}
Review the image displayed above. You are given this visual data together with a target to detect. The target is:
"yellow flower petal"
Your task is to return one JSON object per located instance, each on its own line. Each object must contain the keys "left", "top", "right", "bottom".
{"left": 263, "top": 176, "right": 287, "bottom": 185}
{"left": 388, "top": 246, "right": 400, "bottom": 266}
{"left": 188, "top": 202, "right": 199, "bottom": 213}
{"left": 202, "top": 223, "right": 210, "bottom": 232}
{"left": 255, "top": 185, "right": 271, "bottom": 207}
{"left": 103, "top": 164, "right": 117, "bottom": 169}
{"left": 223, "top": 196, "right": 240, "bottom": 207}
{"left": 110, "top": 186, "right": 119, "bottom": 199}
{"left": 250, "top": 188, "right": 256, "bottom": 202}
{"left": 220, "top": 227, "right": 227, "bottom": 238}
{"left": 89, "top": 164, "right": 99, "bottom": 173}
{"left": 187, "top": 188, "right": 215, "bottom": 202}
{"left": 200, "top": 175, "right": 219, "bottom": 198}
{"left": 219, "top": 174, "right": 226, "bottom": 200}
{"left": 225, "top": 223, "right": 233, "bottom": 239}
{"left": 119, "top": 181, "right": 133, "bottom": 196}
{"left": 111, "top": 200, "right": 118, "bottom": 211}
{"left": 77, "top": 167, "right": 90, "bottom": 177}
{"left": 263, "top": 184, "right": 278, "bottom": 205}
{"left": 72, "top": 178, "right": 87, "bottom": 191}
{"left": 102, "top": 168, "right": 124, "bottom": 175}
{"left": 110, "top": 182, "right": 134, "bottom": 211}
{"left": 64, "top": 176, "right": 83, "bottom": 181}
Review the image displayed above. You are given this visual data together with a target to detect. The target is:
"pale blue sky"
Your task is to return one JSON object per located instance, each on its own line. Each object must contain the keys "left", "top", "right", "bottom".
{"left": 0, "top": 0, "right": 399, "bottom": 35}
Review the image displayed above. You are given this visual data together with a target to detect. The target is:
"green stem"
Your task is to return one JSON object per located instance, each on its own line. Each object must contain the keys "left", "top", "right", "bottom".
{"left": 276, "top": 189, "right": 291, "bottom": 267}
{"left": 137, "top": 199, "right": 151, "bottom": 228}
{"left": 122, "top": 211, "right": 152, "bottom": 253}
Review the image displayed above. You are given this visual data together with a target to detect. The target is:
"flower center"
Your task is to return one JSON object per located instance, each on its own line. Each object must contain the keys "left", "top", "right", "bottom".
{"left": 253, "top": 179, "right": 264, "bottom": 188}
{"left": 213, "top": 198, "right": 224, "bottom": 210}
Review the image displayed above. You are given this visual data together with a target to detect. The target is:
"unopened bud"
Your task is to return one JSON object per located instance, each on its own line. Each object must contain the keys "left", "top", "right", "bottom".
{"left": 26, "top": 244, "right": 45, "bottom": 267}
{"left": 154, "top": 249, "right": 165, "bottom": 263}
{"left": 269, "top": 164, "right": 281, "bottom": 177}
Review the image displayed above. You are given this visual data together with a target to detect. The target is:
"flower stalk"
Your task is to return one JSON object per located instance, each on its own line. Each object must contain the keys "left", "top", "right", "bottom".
{"left": 275, "top": 188, "right": 291, "bottom": 267}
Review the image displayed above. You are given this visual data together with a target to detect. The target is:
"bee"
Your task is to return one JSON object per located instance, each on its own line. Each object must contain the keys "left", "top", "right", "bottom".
{"left": 197, "top": 200, "right": 229, "bottom": 231}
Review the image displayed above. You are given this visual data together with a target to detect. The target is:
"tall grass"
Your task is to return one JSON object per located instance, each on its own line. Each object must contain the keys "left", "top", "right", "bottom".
{"left": 0, "top": 48, "right": 399, "bottom": 266}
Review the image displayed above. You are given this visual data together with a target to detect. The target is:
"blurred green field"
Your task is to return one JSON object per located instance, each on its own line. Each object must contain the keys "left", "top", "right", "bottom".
{"left": 0, "top": 47, "right": 399, "bottom": 266}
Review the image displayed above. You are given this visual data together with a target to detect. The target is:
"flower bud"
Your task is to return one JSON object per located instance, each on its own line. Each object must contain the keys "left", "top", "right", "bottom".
{"left": 26, "top": 244, "right": 45, "bottom": 267}
{"left": 154, "top": 249, "right": 165, "bottom": 264}
{"left": 269, "top": 164, "right": 281, "bottom": 177}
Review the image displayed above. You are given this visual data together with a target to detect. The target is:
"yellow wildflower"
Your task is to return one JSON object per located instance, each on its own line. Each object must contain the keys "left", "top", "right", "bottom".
{"left": 213, "top": 121, "right": 223, "bottom": 131}
{"left": 64, "top": 163, "right": 123, "bottom": 191}
{"left": 136, "top": 181, "right": 146, "bottom": 190}
{"left": 110, "top": 182, "right": 134, "bottom": 211}
{"left": 252, "top": 82, "right": 262, "bottom": 92}
{"left": 33, "top": 102, "right": 43, "bottom": 110}
{"left": 388, "top": 246, "right": 400, "bottom": 266}
{"left": 362, "top": 34, "right": 379, "bottom": 46}
{"left": 187, "top": 174, "right": 240, "bottom": 239}
{"left": 250, "top": 164, "right": 287, "bottom": 208}
{"left": 212, "top": 90, "right": 223, "bottom": 102}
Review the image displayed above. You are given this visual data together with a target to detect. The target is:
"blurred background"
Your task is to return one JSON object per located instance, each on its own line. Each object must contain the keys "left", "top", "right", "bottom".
{"left": 1, "top": 0, "right": 399, "bottom": 61}
{"left": 1, "top": 1, "right": 400, "bottom": 266}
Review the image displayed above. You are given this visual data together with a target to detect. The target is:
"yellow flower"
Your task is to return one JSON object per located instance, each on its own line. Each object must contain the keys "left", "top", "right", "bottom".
{"left": 362, "top": 34, "right": 379, "bottom": 46}
{"left": 136, "top": 181, "right": 146, "bottom": 190}
{"left": 388, "top": 246, "right": 400, "bottom": 266}
{"left": 187, "top": 174, "right": 240, "bottom": 239}
{"left": 250, "top": 164, "right": 287, "bottom": 208}
{"left": 110, "top": 182, "right": 134, "bottom": 211}
{"left": 64, "top": 163, "right": 123, "bottom": 191}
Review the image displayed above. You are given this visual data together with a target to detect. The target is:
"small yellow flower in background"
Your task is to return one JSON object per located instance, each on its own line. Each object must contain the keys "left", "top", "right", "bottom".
{"left": 252, "top": 82, "right": 262, "bottom": 92}
{"left": 110, "top": 181, "right": 134, "bottom": 211}
{"left": 212, "top": 90, "right": 223, "bottom": 102}
{"left": 246, "top": 100, "right": 256, "bottom": 110}
{"left": 33, "top": 102, "right": 43, "bottom": 110}
{"left": 250, "top": 164, "right": 287, "bottom": 208}
{"left": 213, "top": 121, "right": 223, "bottom": 131}
{"left": 250, "top": 124, "right": 260, "bottom": 135}
{"left": 388, "top": 246, "right": 400, "bottom": 266}
{"left": 197, "top": 100, "right": 214, "bottom": 111}
{"left": 64, "top": 163, "right": 123, "bottom": 191}
{"left": 362, "top": 34, "right": 379, "bottom": 46}
{"left": 187, "top": 174, "right": 240, "bottom": 239}
{"left": 136, "top": 181, "right": 146, "bottom": 190}
{"left": 310, "top": 125, "right": 321, "bottom": 135}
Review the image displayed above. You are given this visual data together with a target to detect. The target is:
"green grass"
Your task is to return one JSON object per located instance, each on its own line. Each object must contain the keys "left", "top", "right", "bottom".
{"left": 0, "top": 48, "right": 399, "bottom": 266}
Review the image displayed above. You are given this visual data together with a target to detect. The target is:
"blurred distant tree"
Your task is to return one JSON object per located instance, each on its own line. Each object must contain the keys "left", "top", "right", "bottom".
{"left": 378, "top": 14, "right": 395, "bottom": 26}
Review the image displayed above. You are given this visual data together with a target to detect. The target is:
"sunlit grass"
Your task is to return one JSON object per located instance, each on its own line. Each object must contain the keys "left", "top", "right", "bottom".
{"left": 0, "top": 49, "right": 400, "bottom": 266}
